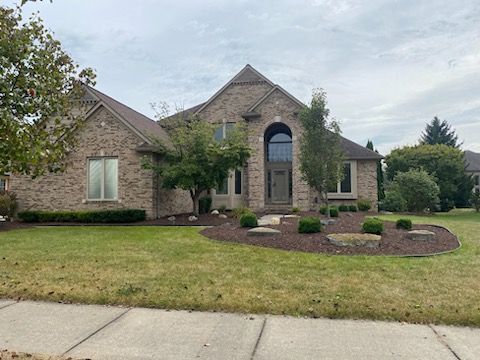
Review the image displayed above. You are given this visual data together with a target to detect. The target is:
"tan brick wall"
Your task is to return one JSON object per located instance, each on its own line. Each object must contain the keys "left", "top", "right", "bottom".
{"left": 356, "top": 160, "right": 378, "bottom": 210}
{"left": 10, "top": 106, "right": 191, "bottom": 219}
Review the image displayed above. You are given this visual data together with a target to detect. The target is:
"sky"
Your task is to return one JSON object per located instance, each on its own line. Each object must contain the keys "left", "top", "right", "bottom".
{"left": 7, "top": 0, "right": 480, "bottom": 154}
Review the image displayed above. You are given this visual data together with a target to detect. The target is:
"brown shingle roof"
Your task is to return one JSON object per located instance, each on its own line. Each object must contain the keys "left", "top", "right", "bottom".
{"left": 86, "top": 86, "right": 171, "bottom": 145}
{"left": 340, "top": 136, "right": 383, "bottom": 160}
{"left": 465, "top": 150, "right": 480, "bottom": 171}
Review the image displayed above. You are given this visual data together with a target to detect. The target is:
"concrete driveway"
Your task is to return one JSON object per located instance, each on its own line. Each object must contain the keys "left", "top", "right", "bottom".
{"left": 0, "top": 299, "right": 478, "bottom": 359}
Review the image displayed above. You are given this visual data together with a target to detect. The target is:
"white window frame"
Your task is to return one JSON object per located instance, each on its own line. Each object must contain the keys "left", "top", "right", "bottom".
{"left": 327, "top": 161, "right": 358, "bottom": 199}
{"left": 0, "top": 176, "right": 9, "bottom": 192}
{"left": 87, "top": 157, "right": 119, "bottom": 201}
{"left": 215, "top": 121, "right": 235, "bottom": 141}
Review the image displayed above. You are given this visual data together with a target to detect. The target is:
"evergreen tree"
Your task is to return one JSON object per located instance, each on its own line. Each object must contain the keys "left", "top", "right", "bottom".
{"left": 420, "top": 116, "right": 460, "bottom": 148}
{"left": 366, "top": 140, "right": 385, "bottom": 201}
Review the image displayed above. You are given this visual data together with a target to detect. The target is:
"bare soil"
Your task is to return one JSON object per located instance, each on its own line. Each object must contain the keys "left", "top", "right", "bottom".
{"left": 200, "top": 212, "right": 460, "bottom": 256}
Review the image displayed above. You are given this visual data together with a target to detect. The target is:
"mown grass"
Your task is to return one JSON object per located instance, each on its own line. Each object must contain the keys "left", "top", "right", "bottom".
{"left": 0, "top": 210, "right": 479, "bottom": 327}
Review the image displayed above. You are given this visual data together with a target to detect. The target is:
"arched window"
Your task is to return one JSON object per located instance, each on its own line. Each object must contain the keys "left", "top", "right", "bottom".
{"left": 265, "top": 124, "right": 292, "bottom": 162}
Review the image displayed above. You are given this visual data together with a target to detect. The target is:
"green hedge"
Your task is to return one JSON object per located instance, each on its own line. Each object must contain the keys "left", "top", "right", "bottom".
{"left": 338, "top": 204, "right": 349, "bottom": 212}
{"left": 240, "top": 212, "right": 258, "bottom": 227}
{"left": 319, "top": 206, "right": 339, "bottom": 217}
{"left": 396, "top": 218, "right": 412, "bottom": 230}
{"left": 362, "top": 218, "right": 384, "bottom": 234}
{"left": 349, "top": 205, "right": 358, "bottom": 212}
{"left": 17, "top": 209, "right": 146, "bottom": 223}
{"left": 357, "top": 199, "right": 372, "bottom": 211}
{"left": 298, "top": 216, "right": 322, "bottom": 233}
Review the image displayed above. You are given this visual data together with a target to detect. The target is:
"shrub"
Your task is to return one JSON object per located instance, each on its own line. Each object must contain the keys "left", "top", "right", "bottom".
{"left": 232, "top": 206, "right": 252, "bottom": 218}
{"left": 17, "top": 209, "right": 146, "bottom": 223}
{"left": 0, "top": 191, "right": 17, "bottom": 218}
{"left": 349, "top": 205, "right": 358, "bottom": 212}
{"left": 198, "top": 196, "right": 212, "bottom": 214}
{"left": 394, "top": 169, "right": 440, "bottom": 212}
{"left": 357, "top": 199, "right": 372, "bottom": 211}
{"left": 396, "top": 218, "right": 412, "bottom": 230}
{"left": 380, "top": 190, "right": 407, "bottom": 212}
{"left": 240, "top": 212, "right": 258, "bottom": 227}
{"left": 471, "top": 191, "right": 480, "bottom": 212}
{"left": 298, "top": 216, "right": 322, "bottom": 233}
{"left": 319, "top": 205, "right": 338, "bottom": 217}
{"left": 292, "top": 207, "right": 300, "bottom": 214}
{"left": 338, "top": 204, "right": 349, "bottom": 212}
{"left": 362, "top": 218, "right": 384, "bottom": 234}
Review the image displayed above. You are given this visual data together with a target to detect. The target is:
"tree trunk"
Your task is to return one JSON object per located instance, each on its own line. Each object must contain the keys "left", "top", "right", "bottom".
{"left": 323, "top": 191, "right": 331, "bottom": 219}
{"left": 190, "top": 189, "right": 200, "bottom": 216}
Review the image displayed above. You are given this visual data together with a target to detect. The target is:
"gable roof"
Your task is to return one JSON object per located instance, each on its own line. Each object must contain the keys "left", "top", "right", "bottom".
{"left": 84, "top": 85, "right": 171, "bottom": 146}
{"left": 340, "top": 137, "right": 383, "bottom": 160}
{"left": 194, "top": 64, "right": 274, "bottom": 115}
{"left": 247, "top": 84, "right": 304, "bottom": 112}
{"left": 465, "top": 150, "right": 480, "bottom": 171}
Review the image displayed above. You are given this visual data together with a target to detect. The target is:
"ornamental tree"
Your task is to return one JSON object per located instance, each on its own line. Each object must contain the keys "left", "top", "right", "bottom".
{"left": 0, "top": 4, "right": 95, "bottom": 177}
{"left": 299, "top": 89, "right": 344, "bottom": 218}
{"left": 366, "top": 139, "right": 385, "bottom": 201}
{"left": 143, "top": 117, "right": 251, "bottom": 216}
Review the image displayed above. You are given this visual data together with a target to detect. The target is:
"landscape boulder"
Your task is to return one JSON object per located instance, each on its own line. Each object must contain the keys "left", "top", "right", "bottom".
{"left": 247, "top": 227, "right": 281, "bottom": 237}
{"left": 407, "top": 230, "right": 435, "bottom": 241}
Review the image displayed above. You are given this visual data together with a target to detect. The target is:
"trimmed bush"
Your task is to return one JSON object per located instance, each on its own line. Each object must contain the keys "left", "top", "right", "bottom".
{"left": 240, "top": 212, "right": 258, "bottom": 227}
{"left": 198, "top": 196, "right": 212, "bottom": 214}
{"left": 338, "top": 204, "right": 349, "bottom": 212}
{"left": 396, "top": 218, "right": 412, "bottom": 230}
{"left": 357, "top": 199, "right": 372, "bottom": 212}
{"left": 0, "top": 191, "right": 17, "bottom": 218}
{"left": 298, "top": 216, "right": 322, "bottom": 233}
{"left": 292, "top": 207, "right": 300, "bottom": 214}
{"left": 232, "top": 206, "right": 252, "bottom": 218}
{"left": 394, "top": 169, "right": 440, "bottom": 213}
{"left": 319, "top": 206, "right": 339, "bottom": 217}
{"left": 362, "top": 217, "right": 384, "bottom": 234}
{"left": 17, "top": 209, "right": 146, "bottom": 223}
{"left": 380, "top": 190, "right": 407, "bottom": 212}
{"left": 319, "top": 206, "right": 327, "bottom": 215}
{"left": 349, "top": 205, "right": 358, "bottom": 212}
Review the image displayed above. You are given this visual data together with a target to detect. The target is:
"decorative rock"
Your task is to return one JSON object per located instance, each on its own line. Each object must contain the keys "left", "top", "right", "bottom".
{"left": 284, "top": 214, "right": 300, "bottom": 218}
{"left": 247, "top": 227, "right": 281, "bottom": 236}
{"left": 211, "top": 210, "right": 220, "bottom": 215}
{"left": 188, "top": 215, "right": 198, "bottom": 222}
{"left": 218, "top": 214, "right": 228, "bottom": 219}
{"left": 321, "top": 219, "right": 336, "bottom": 226}
{"left": 407, "top": 230, "right": 435, "bottom": 241}
{"left": 270, "top": 217, "right": 281, "bottom": 225}
{"left": 0, "top": 216, "right": 5, "bottom": 222}
{"left": 327, "top": 233, "right": 381, "bottom": 248}
{"left": 380, "top": 211, "right": 394, "bottom": 215}
{"left": 167, "top": 216, "right": 176, "bottom": 222}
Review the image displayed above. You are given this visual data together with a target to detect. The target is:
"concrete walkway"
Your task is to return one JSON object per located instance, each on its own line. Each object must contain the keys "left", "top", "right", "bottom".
{"left": 0, "top": 299, "right": 479, "bottom": 360}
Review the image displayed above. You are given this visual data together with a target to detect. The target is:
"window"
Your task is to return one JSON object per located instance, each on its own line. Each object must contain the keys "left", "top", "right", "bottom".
{"left": 0, "top": 177, "right": 8, "bottom": 192}
{"left": 216, "top": 177, "right": 228, "bottom": 195}
{"left": 214, "top": 122, "right": 235, "bottom": 141}
{"left": 475, "top": 175, "right": 479, "bottom": 186}
{"left": 87, "top": 158, "right": 118, "bottom": 200}
{"left": 267, "top": 132, "right": 292, "bottom": 162}
{"left": 329, "top": 162, "right": 353, "bottom": 194}
{"left": 235, "top": 170, "right": 242, "bottom": 195}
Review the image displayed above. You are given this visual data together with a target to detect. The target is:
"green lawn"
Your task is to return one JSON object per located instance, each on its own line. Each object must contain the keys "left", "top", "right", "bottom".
{"left": 0, "top": 211, "right": 479, "bottom": 327}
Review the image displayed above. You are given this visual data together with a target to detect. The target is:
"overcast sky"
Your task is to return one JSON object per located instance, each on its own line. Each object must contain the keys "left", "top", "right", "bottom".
{"left": 9, "top": 0, "right": 480, "bottom": 154}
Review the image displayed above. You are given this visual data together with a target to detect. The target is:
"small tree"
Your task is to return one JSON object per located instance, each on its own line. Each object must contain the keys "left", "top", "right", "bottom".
{"left": 366, "top": 140, "right": 385, "bottom": 201}
{"left": 394, "top": 169, "right": 440, "bottom": 212}
{"left": 0, "top": 4, "right": 95, "bottom": 177}
{"left": 420, "top": 116, "right": 461, "bottom": 148}
{"left": 143, "top": 117, "right": 251, "bottom": 215}
{"left": 471, "top": 191, "right": 480, "bottom": 212}
{"left": 299, "top": 89, "right": 343, "bottom": 218}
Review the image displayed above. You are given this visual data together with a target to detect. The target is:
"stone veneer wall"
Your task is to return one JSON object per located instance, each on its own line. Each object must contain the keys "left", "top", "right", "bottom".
{"left": 356, "top": 160, "right": 379, "bottom": 209}
{"left": 10, "top": 106, "right": 190, "bottom": 219}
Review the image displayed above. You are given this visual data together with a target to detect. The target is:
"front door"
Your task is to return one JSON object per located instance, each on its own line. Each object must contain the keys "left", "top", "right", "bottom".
{"left": 271, "top": 169, "right": 289, "bottom": 203}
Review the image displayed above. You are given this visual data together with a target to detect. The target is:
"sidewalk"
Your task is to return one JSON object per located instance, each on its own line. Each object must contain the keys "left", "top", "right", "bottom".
{"left": 0, "top": 299, "right": 478, "bottom": 359}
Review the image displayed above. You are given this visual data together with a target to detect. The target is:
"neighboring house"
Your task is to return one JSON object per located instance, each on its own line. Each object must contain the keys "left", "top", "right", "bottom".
{"left": 0, "top": 175, "right": 9, "bottom": 192}
{"left": 11, "top": 65, "right": 382, "bottom": 218}
{"left": 465, "top": 150, "right": 480, "bottom": 194}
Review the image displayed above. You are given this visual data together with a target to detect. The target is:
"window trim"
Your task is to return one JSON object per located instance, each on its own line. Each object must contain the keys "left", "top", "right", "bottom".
{"left": 86, "top": 157, "right": 119, "bottom": 201}
{"left": 0, "top": 176, "right": 9, "bottom": 192}
{"left": 327, "top": 161, "right": 357, "bottom": 199}
{"left": 215, "top": 121, "right": 236, "bottom": 141}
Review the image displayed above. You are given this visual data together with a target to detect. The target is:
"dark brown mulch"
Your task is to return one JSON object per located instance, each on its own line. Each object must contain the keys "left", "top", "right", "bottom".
{"left": 0, "top": 222, "right": 31, "bottom": 232}
{"left": 147, "top": 212, "right": 239, "bottom": 226}
{"left": 200, "top": 212, "right": 460, "bottom": 256}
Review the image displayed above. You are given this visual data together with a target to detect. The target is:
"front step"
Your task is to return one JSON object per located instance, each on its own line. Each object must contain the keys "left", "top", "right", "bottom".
{"left": 263, "top": 205, "right": 292, "bottom": 213}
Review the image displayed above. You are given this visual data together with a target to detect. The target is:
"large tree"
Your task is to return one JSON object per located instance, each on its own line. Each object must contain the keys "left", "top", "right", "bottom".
{"left": 299, "top": 89, "right": 344, "bottom": 217}
{"left": 366, "top": 140, "right": 385, "bottom": 201}
{"left": 0, "top": 4, "right": 95, "bottom": 177}
{"left": 420, "top": 116, "right": 460, "bottom": 148}
{"left": 143, "top": 117, "right": 251, "bottom": 215}
{"left": 385, "top": 144, "right": 472, "bottom": 211}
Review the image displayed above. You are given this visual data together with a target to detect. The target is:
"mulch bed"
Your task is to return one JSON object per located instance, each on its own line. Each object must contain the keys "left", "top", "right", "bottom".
{"left": 200, "top": 212, "right": 460, "bottom": 256}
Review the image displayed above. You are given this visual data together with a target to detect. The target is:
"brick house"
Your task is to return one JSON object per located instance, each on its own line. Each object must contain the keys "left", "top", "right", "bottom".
{"left": 465, "top": 150, "right": 480, "bottom": 194}
{"left": 11, "top": 65, "right": 382, "bottom": 218}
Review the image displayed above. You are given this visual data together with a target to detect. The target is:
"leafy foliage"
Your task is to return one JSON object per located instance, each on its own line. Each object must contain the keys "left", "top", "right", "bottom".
{"left": 380, "top": 189, "right": 407, "bottom": 212}
{"left": 396, "top": 218, "right": 412, "bottom": 230}
{"left": 298, "top": 216, "right": 322, "bottom": 233}
{"left": 0, "top": 4, "right": 95, "bottom": 176}
{"left": 385, "top": 144, "right": 472, "bottom": 211}
{"left": 338, "top": 204, "right": 349, "bottom": 212}
{"left": 471, "top": 191, "right": 480, "bottom": 212}
{"left": 319, "top": 205, "right": 339, "bottom": 217}
{"left": 143, "top": 117, "right": 251, "bottom": 215}
{"left": 366, "top": 140, "right": 385, "bottom": 201}
{"left": 0, "top": 191, "right": 17, "bottom": 217}
{"left": 299, "top": 89, "right": 344, "bottom": 218}
{"left": 232, "top": 206, "right": 252, "bottom": 218}
{"left": 239, "top": 212, "right": 258, "bottom": 228}
{"left": 198, "top": 196, "right": 212, "bottom": 214}
{"left": 362, "top": 218, "right": 384, "bottom": 234}
{"left": 357, "top": 199, "right": 372, "bottom": 211}
{"left": 17, "top": 209, "right": 146, "bottom": 223}
{"left": 420, "top": 116, "right": 460, "bottom": 148}
{"left": 393, "top": 169, "right": 439, "bottom": 212}
{"left": 349, "top": 205, "right": 358, "bottom": 212}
